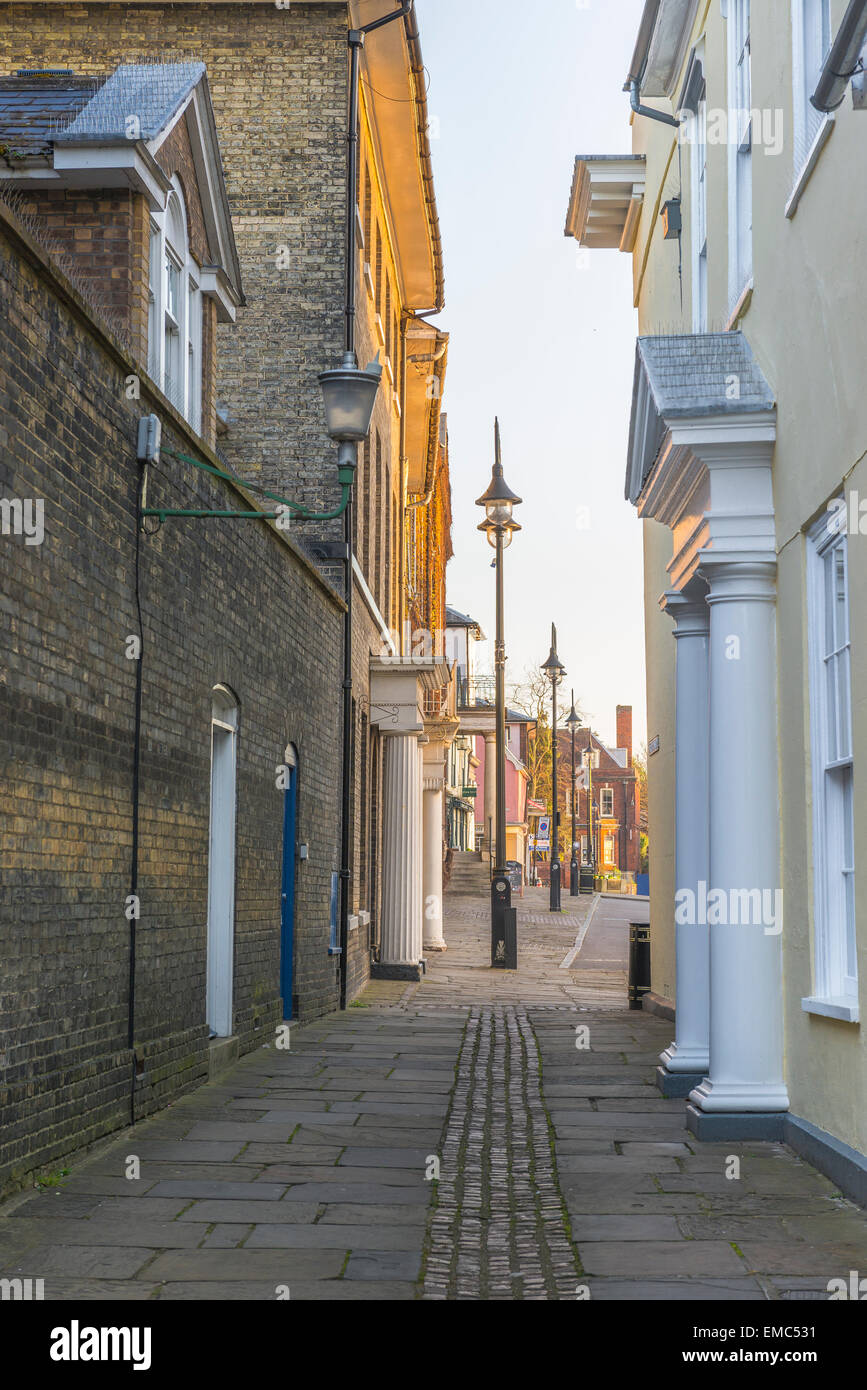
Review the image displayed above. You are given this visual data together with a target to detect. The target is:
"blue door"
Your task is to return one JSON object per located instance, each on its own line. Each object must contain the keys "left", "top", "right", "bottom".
{"left": 280, "top": 762, "right": 298, "bottom": 1020}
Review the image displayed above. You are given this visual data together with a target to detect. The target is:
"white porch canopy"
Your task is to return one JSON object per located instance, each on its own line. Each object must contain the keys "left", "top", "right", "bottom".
{"left": 626, "top": 333, "right": 789, "bottom": 1133}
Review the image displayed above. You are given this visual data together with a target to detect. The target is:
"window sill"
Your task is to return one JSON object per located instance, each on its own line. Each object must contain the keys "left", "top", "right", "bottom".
{"left": 801, "top": 995, "right": 859, "bottom": 1023}
{"left": 785, "top": 115, "right": 835, "bottom": 220}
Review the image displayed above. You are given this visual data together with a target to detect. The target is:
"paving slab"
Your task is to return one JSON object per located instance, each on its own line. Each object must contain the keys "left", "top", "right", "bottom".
{"left": 156, "top": 1280, "right": 417, "bottom": 1300}
{"left": 578, "top": 1240, "right": 746, "bottom": 1277}
{"left": 570, "top": 1215, "right": 681, "bottom": 1241}
{"left": 280, "top": 1183, "right": 429, "bottom": 1205}
{"left": 582, "top": 1278, "right": 767, "bottom": 1300}
{"left": 148, "top": 1180, "right": 288, "bottom": 1201}
{"left": 141, "top": 1249, "right": 346, "bottom": 1282}
{"left": 177, "top": 1201, "right": 320, "bottom": 1225}
{"left": 344, "top": 1250, "right": 421, "bottom": 1281}
{"left": 255, "top": 1166, "right": 426, "bottom": 1186}
{"left": 245, "top": 1224, "right": 426, "bottom": 1251}
{"left": 2, "top": 1244, "right": 155, "bottom": 1279}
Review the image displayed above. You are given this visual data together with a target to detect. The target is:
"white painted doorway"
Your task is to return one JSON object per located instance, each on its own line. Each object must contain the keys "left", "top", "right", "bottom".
{"left": 207, "top": 686, "right": 238, "bottom": 1038}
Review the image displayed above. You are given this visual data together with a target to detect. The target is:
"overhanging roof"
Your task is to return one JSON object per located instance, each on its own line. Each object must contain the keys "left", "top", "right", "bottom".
{"left": 353, "top": 0, "right": 443, "bottom": 313}
{"left": 405, "top": 316, "right": 448, "bottom": 494}
{"left": 625, "top": 0, "right": 700, "bottom": 98}
{"left": 565, "top": 155, "right": 646, "bottom": 251}
{"left": 626, "top": 333, "right": 776, "bottom": 505}
{"left": 0, "top": 63, "right": 243, "bottom": 311}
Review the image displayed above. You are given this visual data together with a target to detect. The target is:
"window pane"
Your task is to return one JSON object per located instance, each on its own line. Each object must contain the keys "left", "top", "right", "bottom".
{"left": 825, "top": 656, "right": 839, "bottom": 765}
{"left": 833, "top": 543, "right": 849, "bottom": 651}
{"left": 823, "top": 547, "right": 836, "bottom": 656}
{"left": 166, "top": 257, "right": 180, "bottom": 320}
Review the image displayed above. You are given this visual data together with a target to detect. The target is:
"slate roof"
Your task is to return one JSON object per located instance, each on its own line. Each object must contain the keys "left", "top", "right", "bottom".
{"left": 56, "top": 63, "right": 206, "bottom": 144}
{"left": 0, "top": 76, "right": 97, "bottom": 160}
{"left": 636, "top": 332, "right": 775, "bottom": 418}
{"left": 446, "top": 606, "right": 482, "bottom": 631}
{"left": 626, "top": 331, "right": 776, "bottom": 503}
{"left": 0, "top": 63, "right": 207, "bottom": 162}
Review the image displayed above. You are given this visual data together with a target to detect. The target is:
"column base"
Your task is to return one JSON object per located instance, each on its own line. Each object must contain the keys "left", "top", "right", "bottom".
{"left": 686, "top": 1103, "right": 786, "bottom": 1143}
{"left": 371, "top": 961, "right": 426, "bottom": 983}
{"left": 656, "top": 1065, "right": 705, "bottom": 1098}
{"left": 423, "top": 941, "right": 447, "bottom": 953}
{"left": 689, "top": 1078, "right": 789, "bottom": 1114}
{"left": 660, "top": 1042, "right": 709, "bottom": 1073}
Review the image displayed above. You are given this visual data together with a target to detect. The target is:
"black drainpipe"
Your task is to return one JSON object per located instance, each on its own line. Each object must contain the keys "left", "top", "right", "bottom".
{"left": 128, "top": 462, "right": 146, "bottom": 1122}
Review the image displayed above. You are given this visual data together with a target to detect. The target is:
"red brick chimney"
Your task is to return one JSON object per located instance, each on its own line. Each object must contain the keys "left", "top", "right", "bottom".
{"left": 616, "top": 706, "right": 633, "bottom": 766}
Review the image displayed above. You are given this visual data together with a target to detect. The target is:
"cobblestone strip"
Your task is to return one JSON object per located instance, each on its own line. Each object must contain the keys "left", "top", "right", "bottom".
{"left": 422, "top": 1005, "right": 581, "bottom": 1300}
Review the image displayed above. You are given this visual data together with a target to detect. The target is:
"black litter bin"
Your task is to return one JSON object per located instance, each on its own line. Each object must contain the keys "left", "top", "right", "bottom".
{"left": 628, "top": 921, "right": 651, "bottom": 1010}
{"left": 579, "top": 866, "right": 594, "bottom": 894}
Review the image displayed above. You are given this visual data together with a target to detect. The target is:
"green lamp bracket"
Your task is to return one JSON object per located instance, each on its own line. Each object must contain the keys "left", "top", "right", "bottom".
{"left": 139, "top": 442, "right": 352, "bottom": 528}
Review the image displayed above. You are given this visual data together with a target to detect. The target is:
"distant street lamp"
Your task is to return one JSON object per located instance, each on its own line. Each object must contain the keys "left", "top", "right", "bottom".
{"left": 566, "top": 691, "right": 581, "bottom": 897}
{"left": 541, "top": 625, "right": 566, "bottom": 913}
{"left": 476, "top": 419, "right": 522, "bottom": 968}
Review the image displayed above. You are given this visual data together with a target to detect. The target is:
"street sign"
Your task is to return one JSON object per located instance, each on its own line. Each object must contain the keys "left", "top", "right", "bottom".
{"left": 535, "top": 816, "right": 551, "bottom": 851}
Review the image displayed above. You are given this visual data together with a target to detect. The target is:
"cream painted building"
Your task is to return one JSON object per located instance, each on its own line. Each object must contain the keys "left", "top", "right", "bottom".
{"left": 567, "top": 0, "right": 867, "bottom": 1200}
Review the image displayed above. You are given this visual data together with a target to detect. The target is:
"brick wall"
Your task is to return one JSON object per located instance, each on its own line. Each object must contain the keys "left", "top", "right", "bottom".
{"left": 0, "top": 201, "right": 344, "bottom": 1195}
{"left": 13, "top": 187, "right": 145, "bottom": 354}
{"left": 155, "top": 112, "right": 214, "bottom": 269}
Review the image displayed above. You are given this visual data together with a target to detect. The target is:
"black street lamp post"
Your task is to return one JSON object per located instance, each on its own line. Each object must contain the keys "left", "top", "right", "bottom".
{"left": 541, "top": 626, "right": 566, "bottom": 913}
{"left": 476, "top": 419, "right": 522, "bottom": 968}
{"left": 566, "top": 691, "right": 580, "bottom": 896}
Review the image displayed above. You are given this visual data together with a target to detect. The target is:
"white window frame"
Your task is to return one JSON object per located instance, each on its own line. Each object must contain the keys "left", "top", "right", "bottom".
{"left": 803, "top": 506, "right": 858, "bottom": 1021}
{"left": 681, "top": 46, "right": 708, "bottom": 333}
{"left": 147, "top": 176, "right": 203, "bottom": 433}
{"left": 726, "top": 0, "right": 753, "bottom": 311}
{"left": 600, "top": 787, "right": 615, "bottom": 820}
{"left": 603, "top": 834, "right": 616, "bottom": 867}
{"left": 788, "top": 0, "right": 834, "bottom": 216}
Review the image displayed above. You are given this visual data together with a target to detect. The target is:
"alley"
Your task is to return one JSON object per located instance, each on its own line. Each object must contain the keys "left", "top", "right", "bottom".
{"left": 1, "top": 890, "right": 864, "bottom": 1302}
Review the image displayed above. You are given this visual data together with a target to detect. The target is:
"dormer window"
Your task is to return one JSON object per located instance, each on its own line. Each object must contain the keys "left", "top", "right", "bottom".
{"left": 147, "top": 178, "right": 202, "bottom": 433}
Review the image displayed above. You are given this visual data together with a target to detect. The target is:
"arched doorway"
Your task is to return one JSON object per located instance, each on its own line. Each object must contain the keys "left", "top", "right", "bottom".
{"left": 207, "top": 686, "right": 238, "bottom": 1038}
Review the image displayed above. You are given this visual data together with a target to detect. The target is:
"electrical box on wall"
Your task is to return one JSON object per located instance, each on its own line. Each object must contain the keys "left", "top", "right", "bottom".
{"left": 661, "top": 198, "right": 682, "bottom": 240}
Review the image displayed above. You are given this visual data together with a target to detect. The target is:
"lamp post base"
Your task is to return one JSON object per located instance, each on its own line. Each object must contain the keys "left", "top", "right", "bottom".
{"left": 491, "top": 872, "right": 516, "bottom": 968}
{"left": 549, "top": 859, "right": 562, "bottom": 913}
{"left": 569, "top": 858, "right": 579, "bottom": 895}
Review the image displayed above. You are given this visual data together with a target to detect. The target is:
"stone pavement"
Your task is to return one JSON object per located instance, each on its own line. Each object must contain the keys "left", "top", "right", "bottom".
{"left": 0, "top": 889, "right": 864, "bottom": 1300}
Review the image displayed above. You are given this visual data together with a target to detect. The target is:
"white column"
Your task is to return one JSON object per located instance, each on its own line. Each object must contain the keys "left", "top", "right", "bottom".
{"left": 422, "top": 775, "right": 446, "bottom": 951}
{"left": 660, "top": 589, "right": 710, "bottom": 1077}
{"left": 690, "top": 558, "right": 788, "bottom": 1114}
{"left": 483, "top": 732, "right": 496, "bottom": 860}
{"left": 380, "top": 731, "right": 423, "bottom": 967}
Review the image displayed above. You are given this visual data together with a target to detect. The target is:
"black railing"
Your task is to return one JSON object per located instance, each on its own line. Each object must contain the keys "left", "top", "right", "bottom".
{"left": 458, "top": 677, "right": 495, "bottom": 709}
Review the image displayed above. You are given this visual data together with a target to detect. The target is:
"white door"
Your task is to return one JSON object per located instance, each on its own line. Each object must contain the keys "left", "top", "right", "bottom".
{"left": 207, "top": 688, "right": 238, "bottom": 1037}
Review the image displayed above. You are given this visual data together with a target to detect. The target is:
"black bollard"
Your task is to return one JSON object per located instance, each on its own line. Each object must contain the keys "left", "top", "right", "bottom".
{"left": 628, "top": 921, "right": 651, "bottom": 1011}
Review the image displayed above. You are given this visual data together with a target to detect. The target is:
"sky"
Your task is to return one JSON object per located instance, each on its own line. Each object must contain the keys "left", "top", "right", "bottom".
{"left": 415, "top": 0, "right": 649, "bottom": 750}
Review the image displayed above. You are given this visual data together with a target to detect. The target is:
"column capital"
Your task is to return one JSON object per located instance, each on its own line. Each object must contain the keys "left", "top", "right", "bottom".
{"left": 662, "top": 587, "right": 710, "bottom": 636}
{"left": 699, "top": 554, "right": 777, "bottom": 606}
